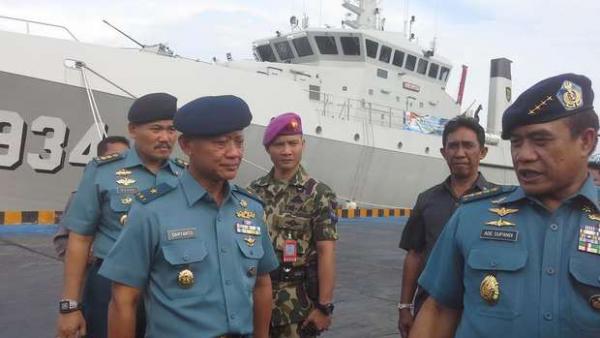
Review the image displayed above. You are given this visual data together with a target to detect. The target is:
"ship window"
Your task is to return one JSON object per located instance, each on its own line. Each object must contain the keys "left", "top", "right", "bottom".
{"left": 379, "top": 45, "right": 392, "bottom": 63}
{"left": 315, "top": 36, "right": 338, "bottom": 55}
{"left": 309, "top": 85, "right": 321, "bottom": 100}
{"left": 256, "top": 44, "right": 276, "bottom": 62}
{"left": 428, "top": 63, "right": 439, "bottom": 79}
{"left": 340, "top": 36, "right": 361, "bottom": 55}
{"left": 366, "top": 39, "right": 378, "bottom": 58}
{"left": 292, "top": 37, "right": 314, "bottom": 57}
{"left": 274, "top": 41, "right": 294, "bottom": 60}
{"left": 439, "top": 66, "right": 450, "bottom": 82}
{"left": 392, "top": 50, "right": 405, "bottom": 67}
{"left": 405, "top": 54, "right": 417, "bottom": 71}
{"left": 377, "top": 68, "right": 388, "bottom": 79}
{"left": 417, "top": 59, "right": 428, "bottom": 75}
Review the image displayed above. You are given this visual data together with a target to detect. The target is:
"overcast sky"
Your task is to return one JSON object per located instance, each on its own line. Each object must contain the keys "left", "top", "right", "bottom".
{"left": 1, "top": 0, "right": 599, "bottom": 123}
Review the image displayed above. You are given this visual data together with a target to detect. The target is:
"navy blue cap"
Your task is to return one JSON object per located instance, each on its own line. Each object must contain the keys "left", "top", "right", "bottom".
{"left": 128, "top": 92, "right": 177, "bottom": 124}
{"left": 501, "top": 73, "right": 594, "bottom": 139}
{"left": 174, "top": 95, "right": 252, "bottom": 136}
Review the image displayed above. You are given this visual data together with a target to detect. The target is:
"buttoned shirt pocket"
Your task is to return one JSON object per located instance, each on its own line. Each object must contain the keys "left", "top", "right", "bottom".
{"left": 108, "top": 191, "right": 132, "bottom": 214}
{"left": 160, "top": 240, "right": 208, "bottom": 299}
{"left": 466, "top": 248, "right": 528, "bottom": 319}
{"left": 567, "top": 254, "right": 600, "bottom": 330}
{"left": 236, "top": 236, "right": 264, "bottom": 288}
{"left": 272, "top": 213, "right": 311, "bottom": 256}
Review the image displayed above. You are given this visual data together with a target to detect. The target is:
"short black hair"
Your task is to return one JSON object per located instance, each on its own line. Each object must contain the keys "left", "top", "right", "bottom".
{"left": 564, "top": 109, "right": 599, "bottom": 137}
{"left": 442, "top": 115, "right": 486, "bottom": 148}
{"left": 97, "top": 136, "right": 130, "bottom": 156}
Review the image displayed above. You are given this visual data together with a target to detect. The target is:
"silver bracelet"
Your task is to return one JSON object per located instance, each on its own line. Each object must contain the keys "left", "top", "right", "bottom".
{"left": 397, "top": 302, "right": 414, "bottom": 310}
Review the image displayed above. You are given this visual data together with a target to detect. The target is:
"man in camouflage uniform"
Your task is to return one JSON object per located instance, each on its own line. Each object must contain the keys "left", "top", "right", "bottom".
{"left": 248, "top": 112, "right": 338, "bottom": 338}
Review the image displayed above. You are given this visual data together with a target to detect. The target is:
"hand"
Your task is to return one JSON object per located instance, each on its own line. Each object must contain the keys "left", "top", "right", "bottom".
{"left": 302, "top": 308, "right": 332, "bottom": 332}
{"left": 56, "top": 311, "right": 86, "bottom": 338}
{"left": 398, "top": 308, "right": 414, "bottom": 338}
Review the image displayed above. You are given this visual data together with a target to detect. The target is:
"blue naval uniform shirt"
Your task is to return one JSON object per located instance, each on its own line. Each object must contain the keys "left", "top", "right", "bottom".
{"left": 419, "top": 177, "right": 600, "bottom": 338}
{"left": 62, "top": 149, "right": 184, "bottom": 258}
{"left": 99, "top": 170, "right": 280, "bottom": 337}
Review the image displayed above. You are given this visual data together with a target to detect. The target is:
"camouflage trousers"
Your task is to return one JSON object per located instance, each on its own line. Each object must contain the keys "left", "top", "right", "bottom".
{"left": 270, "top": 323, "right": 316, "bottom": 338}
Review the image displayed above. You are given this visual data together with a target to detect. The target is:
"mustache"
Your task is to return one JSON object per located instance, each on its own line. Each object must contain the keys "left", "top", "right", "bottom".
{"left": 154, "top": 143, "right": 172, "bottom": 150}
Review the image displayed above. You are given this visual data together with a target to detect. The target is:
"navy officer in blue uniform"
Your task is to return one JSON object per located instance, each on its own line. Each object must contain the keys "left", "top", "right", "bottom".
{"left": 410, "top": 73, "right": 600, "bottom": 338}
{"left": 99, "top": 95, "right": 279, "bottom": 338}
{"left": 56, "top": 93, "right": 185, "bottom": 338}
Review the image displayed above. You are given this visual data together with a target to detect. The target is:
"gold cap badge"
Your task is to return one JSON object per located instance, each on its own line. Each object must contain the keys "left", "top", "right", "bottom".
{"left": 177, "top": 269, "right": 195, "bottom": 288}
{"left": 480, "top": 274, "right": 500, "bottom": 305}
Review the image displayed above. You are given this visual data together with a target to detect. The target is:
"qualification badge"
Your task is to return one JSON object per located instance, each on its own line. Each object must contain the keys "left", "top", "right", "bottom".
{"left": 121, "top": 196, "right": 133, "bottom": 205}
{"left": 480, "top": 274, "right": 500, "bottom": 305}
{"left": 116, "top": 177, "right": 136, "bottom": 186}
{"left": 115, "top": 168, "right": 132, "bottom": 176}
{"left": 244, "top": 236, "right": 256, "bottom": 247}
{"left": 177, "top": 269, "right": 195, "bottom": 288}
{"left": 578, "top": 225, "right": 600, "bottom": 255}
{"left": 486, "top": 207, "right": 518, "bottom": 227}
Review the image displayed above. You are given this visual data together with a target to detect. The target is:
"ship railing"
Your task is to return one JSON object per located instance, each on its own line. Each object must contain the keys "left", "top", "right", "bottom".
{"left": 0, "top": 15, "right": 79, "bottom": 41}
{"left": 306, "top": 89, "right": 407, "bottom": 129}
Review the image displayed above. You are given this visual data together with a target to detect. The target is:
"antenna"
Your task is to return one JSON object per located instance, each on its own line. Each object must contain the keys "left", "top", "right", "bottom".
{"left": 102, "top": 19, "right": 145, "bottom": 48}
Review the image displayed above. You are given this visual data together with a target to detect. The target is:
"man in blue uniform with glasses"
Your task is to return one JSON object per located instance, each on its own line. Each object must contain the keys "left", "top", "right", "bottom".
{"left": 410, "top": 73, "right": 600, "bottom": 338}
{"left": 99, "top": 95, "right": 279, "bottom": 338}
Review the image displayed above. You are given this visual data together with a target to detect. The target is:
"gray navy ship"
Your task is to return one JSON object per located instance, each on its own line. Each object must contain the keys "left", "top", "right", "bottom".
{"left": 0, "top": 0, "right": 517, "bottom": 211}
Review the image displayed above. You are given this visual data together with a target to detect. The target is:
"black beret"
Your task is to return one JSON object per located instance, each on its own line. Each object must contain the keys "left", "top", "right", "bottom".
{"left": 174, "top": 95, "right": 252, "bottom": 136}
{"left": 128, "top": 92, "right": 177, "bottom": 124}
{"left": 501, "top": 73, "right": 594, "bottom": 139}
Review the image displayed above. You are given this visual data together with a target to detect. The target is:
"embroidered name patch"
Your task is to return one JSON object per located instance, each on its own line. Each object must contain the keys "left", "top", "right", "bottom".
{"left": 480, "top": 229, "right": 519, "bottom": 242}
{"left": 167, "top": 228, "right": 197, "bottom": 241}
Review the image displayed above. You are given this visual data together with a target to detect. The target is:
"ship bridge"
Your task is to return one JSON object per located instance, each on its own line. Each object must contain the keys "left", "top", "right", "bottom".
{"left": 253, "top": 28, "right": 452, "bottom": 89}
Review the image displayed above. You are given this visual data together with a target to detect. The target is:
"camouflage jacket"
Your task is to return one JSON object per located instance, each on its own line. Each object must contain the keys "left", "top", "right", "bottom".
{"left": 248, "top": 165, "right": 339, "bottom": 267}
{"left": 248, "top": 166, "right": 338, "bottom": 327}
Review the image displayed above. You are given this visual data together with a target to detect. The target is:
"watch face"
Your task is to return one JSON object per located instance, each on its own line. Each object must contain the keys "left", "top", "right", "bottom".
{"left": 59, "top": 301, "right": 69, "bottom": 311}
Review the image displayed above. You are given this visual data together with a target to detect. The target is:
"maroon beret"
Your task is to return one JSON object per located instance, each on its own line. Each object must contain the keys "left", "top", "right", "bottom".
{"left": 263, "top": 112, "right": 303, "bottom": 146}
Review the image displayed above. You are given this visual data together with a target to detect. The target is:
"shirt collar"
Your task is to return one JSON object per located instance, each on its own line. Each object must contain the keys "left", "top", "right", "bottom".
{"left": 442, "top": 172, "right": 489, "bottom": 194}
{"left": 180, "top": 170, "right": 232, "bottom": 207}
{"left": 123, "top": 147, "right": 179, "bottom": 175}
{"left": 503, "top": 175, "right": 600, "bottom": 211}
{"left": 258, "top": 165, "right": 309, "bottom": 188}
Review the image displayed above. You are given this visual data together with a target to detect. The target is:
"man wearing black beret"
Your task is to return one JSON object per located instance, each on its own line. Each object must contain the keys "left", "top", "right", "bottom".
{"left": 102, "top": 95, "right": 279, "bottom": 338}
{"left": 56, "top": 92, "right": 186, "bottom": 338}
{"left": 411, "top": 74, "right": 600, "bottom": 338}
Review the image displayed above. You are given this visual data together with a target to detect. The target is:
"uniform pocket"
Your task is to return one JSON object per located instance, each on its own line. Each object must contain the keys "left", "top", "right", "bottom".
{"left": 236, "top": 236, "right": 264, "bottom": 289}
{"left": 567, "top": 254, "right": 600, "bottom": 330}
{"left": 160, "top": 240, "right": 208, "bottom": 299}
{"left": 273, "top": 214, "right": 311, "bottom": 256}
{"left": 466, "top": 248, "right": 528, "bottom": 319}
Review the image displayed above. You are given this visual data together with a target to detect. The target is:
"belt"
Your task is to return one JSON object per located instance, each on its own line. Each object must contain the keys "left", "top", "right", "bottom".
{"left": 217, "top": 334, "right": 251, "bottom": 338}
{"left": 270, "top": 265, "right": 306, "bottom": 283}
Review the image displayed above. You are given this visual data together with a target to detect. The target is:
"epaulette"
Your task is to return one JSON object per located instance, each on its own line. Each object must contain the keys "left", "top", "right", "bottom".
{"left": 233, "top": 185, "right": 264, "bottom": 206}
{"left": 172, "top": 158, "right": 188, "bottom": 168}
{"left": 94, "top": 152, "right": 124, "bottom": 165}
{"left": 461, "top": 186, "right": 517, "bottom": 204}
{"left": 136, "top": 182, "right": 176, "bottom": 204}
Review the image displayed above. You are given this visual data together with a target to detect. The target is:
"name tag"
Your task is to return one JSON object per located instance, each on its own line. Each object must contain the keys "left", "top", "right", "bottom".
{"left": 480, "top": 229, "right": 519, "bottom": 242}
{"left": 167, "top": 228, "right": 197, "bottom": 241}
{"left": 236, "top": 223, "right": 261, "bottom": 236}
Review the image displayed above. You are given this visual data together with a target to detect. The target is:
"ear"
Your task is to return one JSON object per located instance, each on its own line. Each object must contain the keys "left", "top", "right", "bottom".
{"left": 480, "top": 146, "right": 489, "bottom": 160}
{"left": 178, "top": 135, "right": 191, "bottom": 156}
{"left": 580, "top": 128, "right": 598, "bottom": 157}
{"left": 440, "top": 147, "right": 447, "bottom": 160}
{"left": 128, "top": 123, "right": 136, "bottom": 139}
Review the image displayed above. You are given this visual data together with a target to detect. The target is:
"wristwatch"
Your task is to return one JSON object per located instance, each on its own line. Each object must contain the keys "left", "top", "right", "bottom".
{"left": 59, "top": 299, "right": 82, "bottom": 314}
{"left": 315, "top": 302, "right": 335, "bottom": 316}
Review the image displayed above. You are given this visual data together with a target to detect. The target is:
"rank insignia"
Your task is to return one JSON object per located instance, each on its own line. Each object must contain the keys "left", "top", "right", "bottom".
{"left": 121, "top": 196, "right": 133, "bottom": 205}
{"left": 240, "top": 199, "right": 248, "bottom": 208}
{"left": 556, "top": 80, "right": 583, "bottom": 111}
{"left": 578, "top": 225, "right": 600, "bottom": 254}
{"left": 528, "top": 96, "right": 553, "bottom": 115}
{"left": 480, "top": 274, "right": 500, "bottom": 305}
{"left": 587, "top": 213, "right": 600, "bottom": 222}
{"left": 244, "top": 236, "right": 257, "bottom": 247}
{"left": 485, "top": 219, "right": 516, "bottom": 227}
{"left": 590, "top": 294, "right": 600, "bottom": 311}
{"left": 116, "top": 177, "right": 136, "bottom": 186}
{"left": 119, "top": 214, "right": 128, "bottom": 226}
{"left": 236, "top": 210, "right": 256, "bottom": 220}
{"left": 177, "top": 269, "right": 194, "bottom": 288}
{"left": 489, "top": 207, "right": 519, "bottom": 217}
{"left": 115, "top": 168, "right": 132, "bottom": 176}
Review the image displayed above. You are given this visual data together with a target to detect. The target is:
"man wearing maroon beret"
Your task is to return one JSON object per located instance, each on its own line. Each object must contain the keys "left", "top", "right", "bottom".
{"left": 248, "top": 112, "right": 338, "bottom": 338}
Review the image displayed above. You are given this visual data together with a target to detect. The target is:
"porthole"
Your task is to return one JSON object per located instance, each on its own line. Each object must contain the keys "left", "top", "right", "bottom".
{"left": 316, "top": 126, "right": 322, "bottom": 134}
{"left": 354, "top": 133, "right": 360, "bottom": 142}
{"left": 425, "top": 147, "right": 430, "bottom": 154}
{"left": 397, "top": 142, "right": 403, "bottom": 149}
